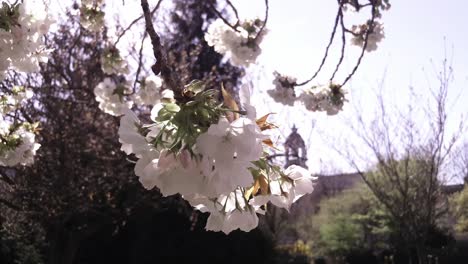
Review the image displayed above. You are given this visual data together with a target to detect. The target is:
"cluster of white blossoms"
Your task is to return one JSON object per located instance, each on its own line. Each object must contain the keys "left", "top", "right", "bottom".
{"left": 0, "top": 0, "right": 52, "bottom": 167}
{"left": 205, "top": 18, "right": 267, "bottom": 67}
{"left": 100, "top": 46, "right": 129, "bottom": 75}
{"left": 266, "top": 72, "right": 347, "bottom": 116}
{"left": 95, "top": 34, "right": 149, "bottom": 114}
{"left": 94, "top": 75, "right": 168, "bottom": 116}
{"left": 80, "top": 0, "right": 105, "bottom": 32}
{"left": 0, "top": 86, "right": 33, "bottom": 115}
{"left": 132, "top": 76, "right": 162, "bottom": 106}
{"left": 299, "top": 83, "right": 347, "bottom": 115}
{"left": 0, "top": 0, "right": 54, "bottom": 79}
{"left": 340, "top": 0, "right": 391, "bottom": 52}
{"left": 350, "top": 20, "right": 385, "bottom": 52}
{"left": 0, "top": 86, "right": 40, "bottom": 166}
{"left": 94, "top": 77, "right": 133, "bottom": 116}
{"left": 341, "top": 0, "right": 389, "bottom": 53}
{"left": 267, "top": 72, "right": 297, "bottom": 106}
{"left": 118, "top": 82, "right": 316, "bottom": 234}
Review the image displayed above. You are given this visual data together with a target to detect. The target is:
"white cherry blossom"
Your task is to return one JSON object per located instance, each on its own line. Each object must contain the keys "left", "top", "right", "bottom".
{"left": 187, "top": 189, "right": 260, "bottom": 234}
{"left": 118, "top": 110, "right": 151, "bottom": 157}
{"left": 239, "top": 84, "right": 257, "bottom": 120}
{"left": 205, "top": 18, "right": 266, "bottom": 67}
{"left": 250, "top": 166, "right": 316, "bottom": 211}
{"left": 196, "top": 117, "right": 265, "bottom": 196}
{"left": 350, "top": 21, "right": 385, "bottom": 52}
{"left": 0, "top": 0, "right": 54, "bottom": 78}
{"left": 0, "top": 128, "right": 40, "bottom": 167}
{"left": 94, "top": 78, "right": 133, "bottom": 116}
{"left": 299, "top": 83, "right": 346, "bottom": 115}
{"left": 138, "top": 150, "right": 207, "bottom": 197}
{"left": 267, "top": 72, "right": 297, "bottom": 106}
{"left": 133, "top": 76, "right": 163, "bottom": 106}
{"left": 284, "top": 165, "right": 316, "bottom": 203}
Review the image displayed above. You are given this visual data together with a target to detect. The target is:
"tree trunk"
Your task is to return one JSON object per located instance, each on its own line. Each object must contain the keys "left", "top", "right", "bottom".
{"left": 48, "top": 224, "right": 80, "bottom": 264}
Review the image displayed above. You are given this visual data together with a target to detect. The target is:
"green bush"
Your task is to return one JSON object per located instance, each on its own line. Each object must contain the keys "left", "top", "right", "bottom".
{"left": 451, "top": 186, "right": 468, "bottom": 233}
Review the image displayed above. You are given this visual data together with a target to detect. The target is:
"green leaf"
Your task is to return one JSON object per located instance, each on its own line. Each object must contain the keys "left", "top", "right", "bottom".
{"left": 184, "top": 79, "right": 205, "bottom": 95}
{"left": 155, "top": 108, "right": 172, "bottom": 122}
{"left": 185, "top": 100, "right": 197, "bottom": 107}
{"left": 164, "top": 103, "right": 180, "bottom": 113}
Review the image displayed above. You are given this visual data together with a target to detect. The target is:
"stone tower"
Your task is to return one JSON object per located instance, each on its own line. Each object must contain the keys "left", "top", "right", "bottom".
{"left": 284, "top": 125, "right": 308, "bottom": 168}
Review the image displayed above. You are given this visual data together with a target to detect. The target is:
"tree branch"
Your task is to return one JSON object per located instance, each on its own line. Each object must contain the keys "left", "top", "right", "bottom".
{"left": 114, "top": 0, "right": 163, "bottom": 46}
{"left": 254, "top": 0, "right": 269, "bottom": 43}
{"left": 225, "top": 0, "right": 240, "bottom": 26}
{"left": 295, "top": 6, "right": 341, "bottom": 86}
{"left": 133, "top": 32, "right": 147, "bottom": 92}
{"left": 140, "top": 0, "right": 182, "bottom": 100}
{"left": 341, "top": 2, "right": 377, "bottom": 86}
{"left": 330, "top": 7, "right": 346, "bottom": 81}
{"left": 0, "top": 170, "right": 15, "bottom": 186}
{"left": 209, "top": 2, "right": 240, "bottom": 32}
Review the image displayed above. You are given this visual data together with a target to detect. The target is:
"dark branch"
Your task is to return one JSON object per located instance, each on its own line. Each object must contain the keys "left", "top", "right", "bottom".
{"left": 140, "top": 0, "right": 182, "bottom": 100}
{"left": 0, "top": 170, "right": 15, "bottom": 185}
{"left": 331, "top": 7, "right": 346, "bottom": 81}
{"left": 209, "top": 2, "right": 240, "bottom": 32}
{"left": 225, "top": 0, "right": 240, "bottom": 26}
{"left": 295, "top": 6, "right": 341, "bottom": 86}
{"left": 133, "top": 32, "right": 147, "bottom": 92}
{"left": 254, "top": 0, "right": 269, "bottom": 43}
{"left": 341, "top": 2, "right": 377, "bottom": 86}
{"left": 114, "top": 0, "right": 163, "bottom": 46}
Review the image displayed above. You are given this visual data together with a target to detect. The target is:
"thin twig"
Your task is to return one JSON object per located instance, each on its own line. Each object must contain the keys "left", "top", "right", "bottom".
{"left": 254, "top": 0, "right": 269, "bottom": 43}
{"left": 330, "top": 6, "right": 346, "bottom": 81}
{"left": 295, "top": 6, "right": 341, "bottom": 86}
{"left": 225, "top": 0, "right": 240, "bottom": 26}
{"left": 114, "top": 17, "right": 143, "bottom": 46}
{"left": 0, "top": 170, "right": 15, "bottom": 186}
{"left": 208, "top": 2, "right": 240, "bottom": 32}
{"left": 114, "top": 0, "right": 163, "bottom": 46}
{"left": 341, "top": 2, "right": 377, "bottom": 86}
{"left": 133, "top": 32, "right": 147, "bottom": 92}
{"left": 19, "top": 108, "right": 34, "bottom": 124}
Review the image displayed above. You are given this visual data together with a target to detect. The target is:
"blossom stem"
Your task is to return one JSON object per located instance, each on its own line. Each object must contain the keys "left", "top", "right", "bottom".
{"left": 341, "top": 0, "right": 377, "bottom": 86}
{"left": 254, "top": 0, "right": 269, "bottom": 43}
{"left": 225, "top": 0, "right": 240, "bottom": 26}
{"left": 330, "top": 6, "right": 346, "bottom": 81}
{"left": 295, "top": 4, "right": 341, "bottom": 87}
{"left": 208, "top": 2, "right": 240, "bottom": 32}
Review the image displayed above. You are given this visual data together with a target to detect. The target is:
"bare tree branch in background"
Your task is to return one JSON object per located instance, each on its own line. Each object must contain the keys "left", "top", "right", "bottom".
{"left": 329, "top": 57, "right": 464, "bottom": 263}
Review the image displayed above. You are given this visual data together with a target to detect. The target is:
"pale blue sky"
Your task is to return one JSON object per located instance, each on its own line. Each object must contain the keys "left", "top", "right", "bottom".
{"left": 48, "top": 0, "right": 468, "bottom": 181}
{"left": 231, "top": 0, "right": 468, "bottom": 181}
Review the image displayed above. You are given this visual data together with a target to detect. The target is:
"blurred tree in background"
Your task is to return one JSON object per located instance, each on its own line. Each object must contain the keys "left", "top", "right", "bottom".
{"left": 5, "top": 0, "right": 467, "bottom": 263}
{"left": 452, "top": 186, "right": 468, "bottom": 233}
{"left": 0, "top": 2, "right": 274, "bottom": 264}
{"left": 299, "top": 184, "right": 390, "bottom": 259}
